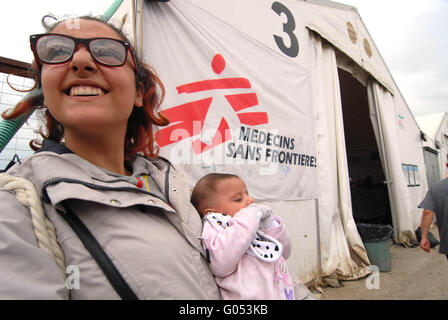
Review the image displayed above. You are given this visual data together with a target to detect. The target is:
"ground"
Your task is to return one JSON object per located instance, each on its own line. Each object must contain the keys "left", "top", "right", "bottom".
{"left": 317, "top": 225, "right": 448, "bottom": 300}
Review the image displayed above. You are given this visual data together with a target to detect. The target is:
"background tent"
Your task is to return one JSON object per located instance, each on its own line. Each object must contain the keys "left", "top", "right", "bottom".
{"left": 416, "top": 112, "right": 448, "bottom": 185}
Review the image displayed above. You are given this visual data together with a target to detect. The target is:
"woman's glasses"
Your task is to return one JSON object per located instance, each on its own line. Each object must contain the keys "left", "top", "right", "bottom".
{"left": 30, "top": 33, "right": 136, "bottom": 68}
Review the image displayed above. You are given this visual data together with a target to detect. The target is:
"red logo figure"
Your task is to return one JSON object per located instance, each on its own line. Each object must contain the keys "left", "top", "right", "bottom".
{"left": 155, "top": 54, "right": 268, "bottom": 154}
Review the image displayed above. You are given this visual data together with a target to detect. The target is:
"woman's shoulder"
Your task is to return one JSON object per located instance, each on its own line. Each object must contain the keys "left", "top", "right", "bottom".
{"left": 4, "top": 140, "right": 93, "bottom": 185}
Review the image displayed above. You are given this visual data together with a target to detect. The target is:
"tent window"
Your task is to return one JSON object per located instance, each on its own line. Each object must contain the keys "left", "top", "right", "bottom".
{"left": 402, "top": 164, "right": 419, "bottom": 187}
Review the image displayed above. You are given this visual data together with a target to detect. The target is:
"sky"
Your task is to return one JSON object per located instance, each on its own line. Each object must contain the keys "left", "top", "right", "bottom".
{"left": 0, "top": 0, "right": 112, "bottom": 62}
{"left": 335, "top": 0, "right": 448, "bottom": 117}
{"left": 0, "top": 0, "right": 446, "bottom": 118}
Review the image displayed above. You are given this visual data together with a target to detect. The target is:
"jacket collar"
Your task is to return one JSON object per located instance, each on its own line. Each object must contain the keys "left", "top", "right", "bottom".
{"left": 36, "top": 139, "right": 74, "bottom": 155}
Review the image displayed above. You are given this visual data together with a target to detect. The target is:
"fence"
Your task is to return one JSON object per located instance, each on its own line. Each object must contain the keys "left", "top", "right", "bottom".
{"left": 0, "top": 71, "right": 39, "bottom": 169}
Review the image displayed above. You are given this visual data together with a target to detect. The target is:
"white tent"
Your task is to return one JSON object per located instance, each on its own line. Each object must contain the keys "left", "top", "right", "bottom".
{"left": 416, "top": 112, "right": 448, "bottom": 184}
{"left": 111, "top": 0, "right": 429, "bottom": 286}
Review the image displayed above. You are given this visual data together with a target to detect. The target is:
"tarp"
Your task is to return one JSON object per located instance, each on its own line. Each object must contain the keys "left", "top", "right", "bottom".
{"left": 142, "top": 1, "right": 318, "bottom": 201}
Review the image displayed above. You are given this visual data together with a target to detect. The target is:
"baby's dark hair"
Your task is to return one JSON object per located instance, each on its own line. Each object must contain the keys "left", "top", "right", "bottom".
{"left": 191, "top": 173, "right": 239, "bottom": 216}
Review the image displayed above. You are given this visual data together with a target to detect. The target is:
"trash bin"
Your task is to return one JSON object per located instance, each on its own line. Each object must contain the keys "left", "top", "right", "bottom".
{"left": 356, "top": 223, "right": 394, "bottom": 272}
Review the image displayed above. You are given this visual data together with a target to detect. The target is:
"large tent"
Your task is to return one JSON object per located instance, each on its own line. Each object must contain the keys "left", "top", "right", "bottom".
{"left": 110, "top": 0, "right": 428, "bottom": 285}
{"left": 417, "top": 112, "right": 448, "bottom": 186}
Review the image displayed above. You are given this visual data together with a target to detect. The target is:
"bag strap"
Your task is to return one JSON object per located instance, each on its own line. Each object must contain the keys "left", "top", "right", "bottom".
{"left": 58, "top": 203, "right": 139, "bottom": 300}
{"left": 1, "top": 154, "right": 21, "bottom": 173}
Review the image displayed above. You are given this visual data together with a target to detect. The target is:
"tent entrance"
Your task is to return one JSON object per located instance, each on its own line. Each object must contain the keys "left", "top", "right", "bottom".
{"left": 338, "top": 68, "right": 392, "bottom": 225}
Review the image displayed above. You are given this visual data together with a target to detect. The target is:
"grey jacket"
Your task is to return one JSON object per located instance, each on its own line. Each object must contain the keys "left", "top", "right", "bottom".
{"left": 0, "top": 140, "right": 221, "bottom": 299}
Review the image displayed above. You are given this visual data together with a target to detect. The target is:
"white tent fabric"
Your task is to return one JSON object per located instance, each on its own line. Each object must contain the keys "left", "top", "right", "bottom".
{"left": 416, "top": 112, "right": 448, "bottom": 181}
{"left": 368, "top": 82, "right": 418, "bottom": 243}
{"left": 141, "top": 0, "right": 318, "bottom": 201}
{"left": 416, "top": 112, "right": 447, "bottom": 141}
{"left": 310, "top": 32, "right": 369, "bottom": 279}
{"left": 305, "top": 3, "right": 395, "bottom": 95}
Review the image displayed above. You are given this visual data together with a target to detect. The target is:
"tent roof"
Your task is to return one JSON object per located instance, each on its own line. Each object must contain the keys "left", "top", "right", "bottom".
{"left": 302, "top": 0, "right": 358, "bottom": 12}
{"left": 416, "top": 112, "right": 447, "bottom": 140}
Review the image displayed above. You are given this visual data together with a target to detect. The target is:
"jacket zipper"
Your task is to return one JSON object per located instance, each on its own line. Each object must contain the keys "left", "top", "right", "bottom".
{"left": 198, "top": 237, "right": 211, "bottom": 263}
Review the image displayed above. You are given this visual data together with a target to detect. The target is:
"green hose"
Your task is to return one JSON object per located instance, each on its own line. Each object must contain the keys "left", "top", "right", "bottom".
{"left": 0, "top": 0, "right": 125, "bottom": 153}
{"left": 0, "top": 113, "right": 28, "bottom": 152}
{"left": 103, "top": 0, "right": 125, "bottom": 19}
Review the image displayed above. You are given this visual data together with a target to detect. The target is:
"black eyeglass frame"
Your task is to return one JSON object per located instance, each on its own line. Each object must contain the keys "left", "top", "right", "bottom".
{"left": 29, "top": 33, "right": 137, "bottom": 68}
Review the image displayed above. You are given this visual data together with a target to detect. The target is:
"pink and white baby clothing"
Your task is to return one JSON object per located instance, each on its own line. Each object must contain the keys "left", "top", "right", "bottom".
{"left": 201, "top": 204, "right": 297, "bottom": 300}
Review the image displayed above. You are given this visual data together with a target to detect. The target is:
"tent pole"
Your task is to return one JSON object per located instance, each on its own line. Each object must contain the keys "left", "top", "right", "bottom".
{"left": 136, "top": 0, "right": 144, "bottom": 59}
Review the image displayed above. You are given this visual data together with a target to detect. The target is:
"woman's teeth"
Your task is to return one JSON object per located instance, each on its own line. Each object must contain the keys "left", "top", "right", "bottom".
{"left": 69, "top": 86, "right": 106, "bottom": 96}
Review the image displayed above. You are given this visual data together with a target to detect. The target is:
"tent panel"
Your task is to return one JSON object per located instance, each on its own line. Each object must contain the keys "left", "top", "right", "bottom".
{"left": 369, "top": 82, "right": 417, "bottom": 243}
{"left": 309, "top": 32, "right": 370, "bottom": 279}
{"left": 394, "top": 93, "right": 429, "bottom": 230}
{"left": 187, "top": 0, "right": 396, "bottom": 96}
{"left": 142, "top": 0, "right": 318, "bottom": 201}
{"left": 261, "top": 199, "right": 320, "bottom": 285}
{"left": 184, "top": 0, "right": 314, "bottom": 70}
{"left": 304, "top": 2, "right": 395, "bottom": 94}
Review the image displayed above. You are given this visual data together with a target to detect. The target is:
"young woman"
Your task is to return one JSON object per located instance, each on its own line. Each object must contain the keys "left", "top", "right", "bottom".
{"left": 0, "top": 16, "right": 220, "bottom": 299}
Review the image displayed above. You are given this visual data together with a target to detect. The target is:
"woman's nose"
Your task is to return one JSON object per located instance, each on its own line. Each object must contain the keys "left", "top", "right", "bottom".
{"left": 69, "top": 45, "right": 97, "bottom": 72}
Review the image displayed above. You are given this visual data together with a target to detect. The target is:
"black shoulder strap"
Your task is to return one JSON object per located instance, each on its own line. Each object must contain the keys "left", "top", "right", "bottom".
{"left": 57, "top": 204, "right": 139, "bottom": 300}
{"left": 1, "top": 154, "right": 21, "bottom": 173}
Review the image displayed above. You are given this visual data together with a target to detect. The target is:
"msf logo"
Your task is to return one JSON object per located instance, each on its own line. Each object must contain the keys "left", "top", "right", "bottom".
{"left": 155, "top": 54, "right": 268, "bottom": 154}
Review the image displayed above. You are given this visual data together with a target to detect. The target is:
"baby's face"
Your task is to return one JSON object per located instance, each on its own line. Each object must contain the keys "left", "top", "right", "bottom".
{"left": 210, "top": 177, "right": 254, "bottom": 217}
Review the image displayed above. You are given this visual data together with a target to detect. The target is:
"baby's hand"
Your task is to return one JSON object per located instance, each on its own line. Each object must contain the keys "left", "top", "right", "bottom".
{"left": 238, "top": 203, "right": 266, "bottom": 221}
{"left": 255, "top": 204, "right": 277, "bottom": 230}
{"left": 250, "top": 204, "right": 272, "bottom": 221}
{"left": 241, "top": 204, "right": 275, "bottom": 229}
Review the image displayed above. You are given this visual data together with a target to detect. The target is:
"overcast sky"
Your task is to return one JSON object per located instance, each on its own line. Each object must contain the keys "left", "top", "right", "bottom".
{"left": 0, "top": 0, "right": 446, "bottom": 117}
{"left": 336, "top": 0, "right": 447, "bottom": 117}
{"left": 0, "top": 0, "right": 110, "bottom": 62}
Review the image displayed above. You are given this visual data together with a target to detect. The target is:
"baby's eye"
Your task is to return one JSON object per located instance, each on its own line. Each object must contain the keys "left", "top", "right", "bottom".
{"left": 234, "top": 198, "right": 242, "bottom": 202}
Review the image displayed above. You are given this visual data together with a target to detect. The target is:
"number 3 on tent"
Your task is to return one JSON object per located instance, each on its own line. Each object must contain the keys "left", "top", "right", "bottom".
{"left": 271, "top": 1, "right": 299, "bottom": 58}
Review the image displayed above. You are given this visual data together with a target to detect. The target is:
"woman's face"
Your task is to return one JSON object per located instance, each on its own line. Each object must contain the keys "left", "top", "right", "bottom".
{"left": 40, "top": 19, "right": 143, "bottom": 136}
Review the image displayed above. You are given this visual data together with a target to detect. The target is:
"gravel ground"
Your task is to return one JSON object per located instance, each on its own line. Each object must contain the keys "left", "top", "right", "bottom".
{"left": 319, "top": 226, "right": 448, "bottom": 300}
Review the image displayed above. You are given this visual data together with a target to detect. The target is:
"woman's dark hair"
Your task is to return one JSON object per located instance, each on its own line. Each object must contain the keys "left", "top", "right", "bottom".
{"left": 2, "top": 15, "right": 169, "bottom": 159}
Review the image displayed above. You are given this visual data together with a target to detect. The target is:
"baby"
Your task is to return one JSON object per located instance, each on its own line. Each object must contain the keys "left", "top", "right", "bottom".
{"left": 191, "top": 173, "right": 313, "bottom": 300}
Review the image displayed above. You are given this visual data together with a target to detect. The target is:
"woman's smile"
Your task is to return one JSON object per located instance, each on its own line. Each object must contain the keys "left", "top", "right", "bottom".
{"left": 68, "top": 86, "right": 106, "bottom": 97}
{"left": 62, "top": 79, "right": 110, "bottom": 97}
